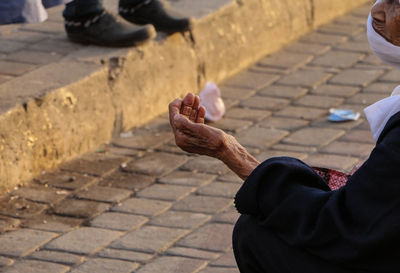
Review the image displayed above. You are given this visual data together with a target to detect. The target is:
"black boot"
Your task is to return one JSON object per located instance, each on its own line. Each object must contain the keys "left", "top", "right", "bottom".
{"left": 64, "top": 11, "right": 156, "bottom": 47}
{"left": 119, "top": 0, "right": 193, "bottom": 34}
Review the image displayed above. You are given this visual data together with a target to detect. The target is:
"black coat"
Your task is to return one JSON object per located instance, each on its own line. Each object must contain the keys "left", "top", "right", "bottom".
{"left": 235, "top": 112, "right": 400, "bottom": 273}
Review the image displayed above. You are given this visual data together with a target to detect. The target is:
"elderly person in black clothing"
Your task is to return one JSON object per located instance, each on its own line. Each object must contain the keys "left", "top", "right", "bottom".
{"left": 169, "top": 1, "right": 400, "bottom": 272}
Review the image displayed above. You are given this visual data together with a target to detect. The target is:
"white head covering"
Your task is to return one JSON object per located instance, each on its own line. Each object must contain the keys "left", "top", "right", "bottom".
{"left": 365, "top": 0, "right": 400, "bottom": 142}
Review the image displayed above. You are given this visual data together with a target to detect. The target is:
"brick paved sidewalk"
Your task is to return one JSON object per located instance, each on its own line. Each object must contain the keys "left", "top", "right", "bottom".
{"left": 1, "top": 3, "right": 398, "bottom": 273}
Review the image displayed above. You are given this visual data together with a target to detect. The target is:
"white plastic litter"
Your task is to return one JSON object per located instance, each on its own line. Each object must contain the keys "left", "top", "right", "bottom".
{"left": 199, "top": 82, "right": 226, "bottom": 122}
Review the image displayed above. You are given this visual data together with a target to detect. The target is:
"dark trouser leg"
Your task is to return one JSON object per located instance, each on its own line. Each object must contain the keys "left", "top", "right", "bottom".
{"left": 63, "top": 0, "right": 104, "bottom": 19}
{"left": 233, "top": 215, "right": 353, "bottom": 273}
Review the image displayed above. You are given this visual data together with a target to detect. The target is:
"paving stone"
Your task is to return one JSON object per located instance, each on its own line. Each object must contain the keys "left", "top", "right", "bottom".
{"left": 197, "top": 182, "right": 241, "bottom": 198}
{"left": 271, "top": 144, "right": 318, "bottom": 153}
{"left": 223, "top": 98, "right": 239, "bottom": 109}
{"left": 305, "top": 154, "right": 359, "bottom": 171}
{"left": 360, "top": 54, "right": 384, "bottom": 65}
{"left": 5, "top": 50, "right": 63, "bottom": 65}
{"left": 107, "top": 146, "right": 141, "bottom": 157}
{"left": 149, "top": 211, "right": 211, "bottom": 229}
{"left": 178, "top": 223, "right": 233, "bottom": 252}
{"left": 346, "top": 93, "right": 387, "bottom": 105}
{"left": 166, "top": 247, "right": 221, "bottom": 260}
{"left": 259, "top": 117, "right": 309, "bottom": 130}
{"left": 52, "top": 199, "right": 109, "bottom": 218}
{"left": 90, "top": 212, "right": 148, "bottom": 231}
{"left": 224, "top": 107, "right": 271, "bottom": 122}
{"left": 21, "top": 21, "right": 65, "bottom": 34}
{"left": 1, "top": 217, "right": 21, "bottom": 233}
{"left": 311, "top": 84, "right": 360, "bottom": 97}
{"left": 137, "top": 184, "right": 195, "bottom": 201}
{"left": 45, "top": 227, "right": 122, "bottom": 255}
{"left": 2, "top": 260, "right": 69, "bottom": 273}
{"left": 0, "top": 229, "right": 57, "bottom": 257}
{"left": 236, "top": 126, "right": 289, "bottom": 149}
{"left": 249, "top": 65, "right": 287, "bottom": 74}
{"left": 97, "top": 248, "right": 154, "bottom": 263}
{"left": 210, "top": 251, "right": 237, "bottom": 267}
{"left": 75, "top": 185, "right": 132, "bottom": 203}
{"left": 318, "top": 23, "right": 363, "bottom": 36}
{"left": 363, "top": 82, "right": 398, "bottom": 94}
{"left": 27, "top": 38, "right": 79, "bottom": 55}
{"left": 239, "top": 96, "right": 289, "bottom": 111}
{"left": 213, "top": 206, "right": 240, "bottom": 224}
{"left": 334, "top": 14, "right": 368, "bottom": 27}
{"left": 29, "top": 250, "right": 85, "bottom": 266}
{"left": 329, "top": 69, "right": 384, "bottom": 87}
{"left": 60, "top": 155, "right": 128, "bottom": 177}
{"left": 124, "top": 153, "right": 188, "bottom": 177}
{"left": 210, "top": 118, "right": 252, "bottom": 133}
{"left": 294, "top": 95, "right": 344, "bottom": 108}
{"left": 136, "top": 256, "right": 207, "bottom": 273}
{"left": 112, "top": 198, "right": 171, "bottom": 216}
{"left": 111, "top": 226, "right": 188, "bottom": 253}
{"left": 284, "top": 41, "right": 331, "bottom": 55}
{"left": 172, "top": 195, "right": 232, "bottom": 214}
{"left": 0, "top": 60, "right": 36, "bottom": 76}
{"left": 70, "top": 258, "right": 139, "bottom": 273}
{"left": 181, "top": 157, "right": 230, "bottom": 175}
{"left": 0, "top": 40, "right": 26, "bottom": 53}
{"left": 258, "top": 85, "right": 308, "bottom": 99}
{"left": 0, "top": 74, "right": 11, "bottom": 84}
{"left": 379, "top": 69, "right": 400, "bottom": 82}
{"left": 340, "top": 129, "right": 375, "bottom": 144}
{"left": 220, "top": 86, "right": 255, "bottom": 100}
{"left": 11, "top": 186, "right": 66, "bottom": 204}
{"left": 275, "top": 106, "right": 327, "bottom": 120}
{"left": 257, "top": 52, "right": 313, "bottom": 70}
{"left": 0, "top": 197, "right": 47, "bottom": 219}
{"left": 99, "top": 171, "right": 155, "bottom": 191}
{"left": 0, "top": 256, "right": 13, "bottom": 267}
{"left": 277, "top": 70, "right": 332, "bottom": 88}
{"left": 321, "top": 141, "right": 374, "bottom": 157}
{"left": 217, "top": 173, "right": 242, "bottom": 184}
{"left": 311, "top": 51, "right": 364, "bottom": 69}
{"left": 112, "top": 131, "right": 173, "bottom": 150}
{"left": 5, "top": 31, "right": 48, "bottom": 43}
{"left": 283, "top": 128, "right": 345, "bottom": 146}
{"left": 200, "top": 267, "right": 240, "bottom": 273}
{"left": 256, "top": 150, "right": 308, "bottom": 162}
{"left": 22, "top": 215, "right": 83, "bottom": 233}
{"left": 34, "top": 171, "right": 97, "bottom": 190}
{"left": 158, "top": 171, "right": 216, "bottom": 186}
{"left": 223, "top": 71, "right": 279, "bottom": 90}
{"left": 335, "top": 40, "right": 372, "bottom": 53}
{"left": 301, "top": 32, "right": 347, "bottom": 45}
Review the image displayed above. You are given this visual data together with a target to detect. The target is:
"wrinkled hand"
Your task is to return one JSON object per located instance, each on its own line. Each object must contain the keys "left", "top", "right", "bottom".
{"left": 169, "top": 93, "right": 227, "bottom": 159}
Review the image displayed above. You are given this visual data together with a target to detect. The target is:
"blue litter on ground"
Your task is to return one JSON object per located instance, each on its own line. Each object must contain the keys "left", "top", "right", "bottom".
{"left": 328, "top": 108, "right": 360, "bottom": 122}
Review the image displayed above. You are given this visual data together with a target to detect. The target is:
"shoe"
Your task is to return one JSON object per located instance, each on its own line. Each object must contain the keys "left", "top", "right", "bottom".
{"left": 64, "top": 11, "right": 156, "bottom": 47}
{"left": 119, "top": 0, "right": 193, "bottom": 34}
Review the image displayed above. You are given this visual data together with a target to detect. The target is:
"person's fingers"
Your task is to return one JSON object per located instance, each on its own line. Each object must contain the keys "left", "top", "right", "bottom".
{"left": 196, "top": 106, "right": 206, "bottom": 124}
{"left": 180, "top": 93, "right": 195, "bottom": 117}
{"left": 169, "top": 99, "right": 183, "bottom": 129}
{"left": 189, "top": 95, "right": 201, "bottom": 122}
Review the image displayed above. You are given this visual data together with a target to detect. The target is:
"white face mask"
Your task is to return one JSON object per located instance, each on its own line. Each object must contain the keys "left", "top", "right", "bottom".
{"left": 366, "top": 0, "right": 400, "bottom": 70}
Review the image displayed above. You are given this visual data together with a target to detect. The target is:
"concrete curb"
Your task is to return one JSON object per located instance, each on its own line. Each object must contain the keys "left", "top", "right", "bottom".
{"left": 0, "top": 0, "right": 371, "bottom": 190}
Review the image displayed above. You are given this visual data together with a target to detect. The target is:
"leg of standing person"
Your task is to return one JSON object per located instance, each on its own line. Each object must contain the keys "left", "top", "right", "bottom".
{"left": 119, "top": 0, "right": 193, "bottom": 34}
{"left": 63, "top": 0, "right": 155, "bottom": 46}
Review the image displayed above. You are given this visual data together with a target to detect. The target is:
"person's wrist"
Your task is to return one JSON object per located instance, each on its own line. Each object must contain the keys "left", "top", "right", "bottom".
{"left": 215, "top": 132, "right": 231, "bottom": 161}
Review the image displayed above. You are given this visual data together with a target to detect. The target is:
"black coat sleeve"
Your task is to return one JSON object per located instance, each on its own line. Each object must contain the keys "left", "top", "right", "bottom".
{"left": 234, "top": 112, "right": 400, "bottom": 271}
